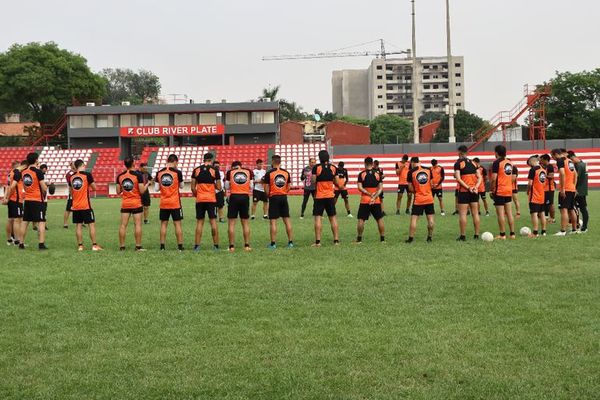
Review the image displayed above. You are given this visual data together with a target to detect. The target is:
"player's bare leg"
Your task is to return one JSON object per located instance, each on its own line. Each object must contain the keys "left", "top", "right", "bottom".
{"left": 227, "top": 219, "right": 236, "bottom": 250}
{"left": 470, "top": 202, "right": 481, "bottom": 237}
{"left": 269, "top": 219, "right": 277, "bottom": 243}
{"left": 209, "top": 218, "right": 219, "bottom": 246}
{"left": 282, "top": 217, "right": 293, "bottom": 244}
{"left": 396, "top": 193, "right": 403, "bottom": 214}
{"left": 504, "top": 203, "right": 515, "bottom": 237}
{"left": 495, "top": 205, "right": 506, "bottom": 238}
{"left": 355, "top": 219, "right": 365, "bottom": 242}
{"left": 173, "top": 220, "right": 184, "bottom": 247}
{"left": 251, "top": 201, "right": 258, "bottom": 218}
{"left": 76, "top": 223, "right": 83, "bottom": 247}
{"left": 160, "top": 221, "right": 169, "bottom": 246}
{"left": 457, "top": 203, "right": 469, "bottom": 238}
{"left": 118, "top": 213, "right": 130, "bottom": 248}
{"left": 539, "top": 212, "right": 547, "bottom": 234}
{"left": 313, "top": 215, "right": 322, "bottom": 246}
{"left": 63, "top": 210, "right": 70, "bottom": 228}
{"left": 408, "top": 215, "right": 418, "bottom": 240}
{"left": 343, "top": 198, "right": 351, "bottom": 215}
{"left": 329, "top": 215, "right": 339, "bottom": 243}
{"left": 132, "top": 213, "right": 143, "bottom": 248}
{"left": 88, "top": 222, "right": 98, "bottom": 245}
{"left": 262, "top": 201, "right": 268, "bottom": 218}
{"left": 405, "top": 193, "right": 413, "bottom": 214}
{"left": 195, "top": 219, "right": 205, "bottom": 247}
{"left": 426, "top": 214, "right": 435, "bottom": 240}
{"left": 513, "top": 194, "right": 521, "bottom": 218}
{"left": 569, "top": 209, "right": 578, "bottom": 231}
{"left": 241, "top": 219, "right": 251, "bottom": 250}
{"left": 531, "top": 212, "right": 539, "bottom": 237}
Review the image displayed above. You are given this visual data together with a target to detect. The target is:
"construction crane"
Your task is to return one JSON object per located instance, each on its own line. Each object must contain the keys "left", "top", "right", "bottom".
{"left": 262, "top": 39, "right": 410, "bottom": 61}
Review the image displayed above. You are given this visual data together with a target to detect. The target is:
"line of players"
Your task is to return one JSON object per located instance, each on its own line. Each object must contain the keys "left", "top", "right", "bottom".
{"left": 3, "top": 145, "right": 589, "bottom": 250}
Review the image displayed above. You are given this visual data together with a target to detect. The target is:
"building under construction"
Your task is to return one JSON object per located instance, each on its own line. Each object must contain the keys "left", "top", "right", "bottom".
{"left": 332, "top": 56, "right": 465, "bottom": 120}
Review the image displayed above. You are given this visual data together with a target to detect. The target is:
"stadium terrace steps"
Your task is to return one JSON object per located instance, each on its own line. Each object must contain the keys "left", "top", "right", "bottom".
{"left": 39, "top": 147, "right": 92, "bottom": 184}
{"left": 332, "top": 149, "right": 600, "bottom": 193}
{"left": 0, "top": 146, "right": 31, "bottom": 178}
{"left": 90, "top": 148, "right": 122, "bottom": 195}
{"left": 275, "top": 143, "right": 328, "bottom": 188}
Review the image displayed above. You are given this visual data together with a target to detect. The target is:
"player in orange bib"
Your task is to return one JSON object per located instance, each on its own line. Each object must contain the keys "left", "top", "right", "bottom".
{"left": 453, "top": 146, "right": 482, "bottom": 241}
{"left": 312, "top": 150, "right": 340, "bottom": 247}
{"left": 429, "top": 159, "right": 446, "bottom": 216}
{"left": 552, "top": 148, "right": 578, "bottom": 235}
{"left": 3, "top": 160, "right": 24, "bottom": 246}
{"left": 225, "top": 161, "right": 253, "bottom": 252}
{"left": 490, "top": 145, "right": 516, "bottom": 239}
{"left": 395, "top": 154, "right": 412, "bottom": 215}
{"left": 355, "top": 157, "right": 385, "bottom": 244}
{"left": 263, "top": 155, "right": 294, "bottom": 249}
{"left": 333, "top": 161, "right": 353, "bottom": 217}
{"left": 116, "top": 157, "right": 150, "bottom": 251}
{"left": 526, "top": 155, "right": 547, "bottom": 237}
{"left": 20, "top": 152, "right": 49, "bottom": 250}
{"left": 70, "top": 159, "right": 102, "bottom": 251}
{"left": 406, "top": 157, "right": 435, "bottom": 243}
{"left": 472, "top": 157, "right": 490, "bottom": 216}
{"left": 191, "top": 153, "right": 221, "bottom": 251}
{"left": 156, "top": 154, "right": 185, "bottom": 251}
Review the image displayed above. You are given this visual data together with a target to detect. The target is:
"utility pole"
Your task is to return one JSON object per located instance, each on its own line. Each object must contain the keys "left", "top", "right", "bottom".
{"left": 411, "top": 0, "right": 420, "bottom": 143}
{"left": 446, "top": 0, "right": 456, "bottom": 143}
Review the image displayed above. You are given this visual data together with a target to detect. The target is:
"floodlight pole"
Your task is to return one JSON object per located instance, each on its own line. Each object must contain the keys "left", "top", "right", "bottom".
{"left": 446, "top": 0, "right": 456, "bottom": 143}
{"left": 411, "top": 0, "right": 420, "bottom": 143}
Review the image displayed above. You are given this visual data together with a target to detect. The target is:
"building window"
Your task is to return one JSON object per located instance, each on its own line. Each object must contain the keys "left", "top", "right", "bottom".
{"left": 424, "top": 75, "right": 430, "bottom": 80}
{"left": 457, "top": 92, "right": 462, "bottom": 96}
{"left": 119, "top": 114, "right": 138, "bottom": 127}
{"left": 199, "top": 113, "right": 218, "bottom": 125}
{"left": 69, "top": 115, "right": 95, "bottom": 129}
{"left": 424, "top": 85, "right": 431, "bottom": 89}
{"left": 377, "top": 95, "right": 383, "bottom": 99}
{"left": 424, "top": 104, "right": 431, "bottom": 109}
{"left": 377, "top": 105, "right": 384, "bottom": 109}
{"left": 377, "top": 85, "right": 383, "bottom": 89}
{"left": 376, "top": 65, "right": 383, "bottom": 70}
{"left": 455, "top": 63, "right": 461, "bottom": 67}
{"left": 251, "top": 111, "right": 275, "bottom": 124}
{"left": 154, "top": 114, "right": 169, "bottom": 126}
{"left": 387, "top": 105, "right": 394, "bottom": 110}
{"left": 174, "top": 113, "right": 195, "bottom": 126}
{"left": 456, "top": 82, "right": 462, "bottom": 87}
{"left": 443, "top": 84, "right": 449, "bottom": 89}
{"left": 225, "top": 112, "right": 249, "bottom": 125}
{"left": 96, "top": 115, "right": 118, "bottom": 128}
{"left": 377, "top": 75, "right": 383, "bottom": 80}
{"left": 386, "top": 75, "right": 394, "bottom": 80}
{"left": 139, "top": 114, "right": 155, "bottom": 127}
{"left": 457, "top": 103, "right": 462, "bottom": 107}
{"left": 433, "top": 85, "right": 439, "bottom": 89}
{"left": 455, "top": 73, "right": 462, "bottom": 77}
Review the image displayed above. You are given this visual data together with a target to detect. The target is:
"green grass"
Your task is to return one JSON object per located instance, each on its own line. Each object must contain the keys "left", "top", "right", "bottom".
{"left": 1, "top": 192, "right": 599, "bottom": 399}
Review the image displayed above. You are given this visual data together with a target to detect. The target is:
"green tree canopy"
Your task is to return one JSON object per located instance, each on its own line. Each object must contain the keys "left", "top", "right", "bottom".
{"left": 369, "top": 114, "right": 412, "bottom": 144}
{"left": 100, "top": 68, "right": 161, "bottom": 105}
{"left": 546, "top": 69, "right": 600, "bottom": 139}
{"left": 0, "top": 42, "right": 105, "bottom": 123}
{"left": 432, "top": 109, "right": 489, "bottom": 142}
{"left": 260, "top": 85, "right": 308, "bottom": 122}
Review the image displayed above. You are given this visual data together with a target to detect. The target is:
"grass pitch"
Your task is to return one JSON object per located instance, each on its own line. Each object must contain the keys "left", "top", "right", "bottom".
{"left": 1, "top": 192, "right": 599, "bottom": 399}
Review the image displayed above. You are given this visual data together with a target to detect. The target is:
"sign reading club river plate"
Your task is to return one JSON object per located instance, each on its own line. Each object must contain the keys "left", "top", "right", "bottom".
{"left": 120, "top": 125, "right": 225, "bottom": 137}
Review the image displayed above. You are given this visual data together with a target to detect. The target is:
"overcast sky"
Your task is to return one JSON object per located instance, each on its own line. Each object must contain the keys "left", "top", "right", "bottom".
{"left": 2, "top": 0, "right": 599, "bottom": 119}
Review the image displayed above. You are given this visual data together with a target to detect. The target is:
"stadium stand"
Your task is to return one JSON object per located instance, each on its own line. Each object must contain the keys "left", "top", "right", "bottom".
{"left": 212, "top": 144, "right": 273, "bottom": 172}
{"left": 0, "top": 146, "right": 31, "bottom": 178}
{"left": 38, "top": 147, "right": 92, "bottom": 183}
{"left": 91, "top": 148, "right": 122, "bottom": 195}
{"left": 149, "top": 146, "right": 211, "bottom": 180}
{"left": 276, "top": 143, "right": 328, "bottom": 188}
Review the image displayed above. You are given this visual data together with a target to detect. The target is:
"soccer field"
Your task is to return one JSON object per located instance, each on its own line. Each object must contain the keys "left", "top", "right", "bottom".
{"left": 1, "top": 192, "right": 599, "bottom": 399}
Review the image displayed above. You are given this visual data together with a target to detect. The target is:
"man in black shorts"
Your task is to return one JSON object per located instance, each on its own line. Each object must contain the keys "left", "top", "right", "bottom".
{"left": 264, "top": 155, "right": 294, "bottom": 249}
{"left": 3, "top": 160, "right": 24, "bottom": 246}
{"left": 300, "top": 158, "right": 316, "bottom": 218}
{"left": 539, "top": 154, "right": 556, "bottom": 223}
{"left": 355, "top": 157, "right": 385, "bottom": 243}
{"left": 138, "top": 163, "right": 152, "bottom": 224}
{"left": 63, "top": 162, "right": 76, "bottom": 228}
{"left": 20, "top": 152, "right": 49, "bottom": 250}
{"left": 454, "top": 146, "right": 482, "bottom": 241}
{"left": 213, "top": 160, "right": 226, "bottom": 223}
{"left": 312, "top": 150, "right": 340, "bottom": 246}
{"left": 333, "top": 161, "right": 352, "bottom": 217}
{"left": 225, "top": 161, "right": 253, "bottom": 252}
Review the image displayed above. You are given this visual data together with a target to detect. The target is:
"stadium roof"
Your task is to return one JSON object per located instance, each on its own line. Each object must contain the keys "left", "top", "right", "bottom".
{"left": 67, "top": 101, "right": 280, "bottom": 115}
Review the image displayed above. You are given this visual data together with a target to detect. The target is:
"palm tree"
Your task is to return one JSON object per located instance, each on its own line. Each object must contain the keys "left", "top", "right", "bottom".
{"left": 261, "top": 85, "right": 280, "bottom": 101}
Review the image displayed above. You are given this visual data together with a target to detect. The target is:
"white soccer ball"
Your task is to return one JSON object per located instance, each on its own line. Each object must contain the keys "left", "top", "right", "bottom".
{"left": 520, "top": 226, "right": 532, "bottom": 236}
{"left": 481, "top": 232, "right": 494, "bottom": 242}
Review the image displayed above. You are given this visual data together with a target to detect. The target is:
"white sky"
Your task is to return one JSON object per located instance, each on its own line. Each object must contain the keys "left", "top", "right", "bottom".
{"left": 2, "top": 0, "right": 599, "bottom": 119}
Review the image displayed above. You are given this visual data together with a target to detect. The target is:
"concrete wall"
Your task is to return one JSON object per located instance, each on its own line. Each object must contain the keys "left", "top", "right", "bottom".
{"left": 332, "top": 69, "right": 369, "bottom": 119}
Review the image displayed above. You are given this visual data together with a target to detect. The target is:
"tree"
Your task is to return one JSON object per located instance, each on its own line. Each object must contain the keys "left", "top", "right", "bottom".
{"left": 0, "top": 42, "right": 105, "bottom": 123}
{"left": 369, "top": 114, "right": 412, "bottom": 144}
{"left": 338, "top": 115, "right": 370, "bottom": 126}
{"left": 313, "top": 109, "right": 337, "bottom": 122}
{"left": 259, "top": 85, "right": 307, "bottom": 122}
{"left": 419, "top": 112, "right": 445, "bottom": 126}
{"left": 546, "top": 69, "right": 600, "bottom": 139}
{"left": 100, "top": 68, "right": 161, "bottom": 105}
{"left": 432, "top": 109, "right": 490, "bottom": 142}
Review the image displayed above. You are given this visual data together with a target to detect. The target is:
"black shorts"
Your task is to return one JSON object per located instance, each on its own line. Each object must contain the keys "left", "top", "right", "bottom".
{"left": 334, "top": 190, "right": 349, "bottom": 200}
{"left": 268, "top": 196, "right": 290, "bottom": 219}
{"left": 7, "top": 201, "right": 23, "bottom": 219}
{"left": 121, "top": 207, "right": 144, "bottom": 214}
{"left": 303, "top": 189, "right": 315, "bottom": 197}
{"left": 23, "top": 200, "right": 46, "bottom": 222}
{"left": 545, "top": 191, "right": 555, "bottom": 206}
{"left": 196, "top": 202, "right": 217, "bottom": 220}
{"left": 412, "top": 203, "right": 435, "bottom": 216}
{"left": 228, "top": 194, "right": 250, "bottom": 219}
{"left": 252, "top": 190, "right": 268, "bottom": 203}
{"left": 457, "top": 192, "right": 479, "bottom": 204}
{"left": 493, "top": 195, "right": 512, "bottom": 206}
{"left": 454, "top": 189, "right": 459, "bottom": 197}
{"left": 216, "top": 191, "right": 225, "bottom": 208}
{"left": 529, "top": 203, "right": 544, "bottom": 214}
{"left": 65, "top": 198, "right": 73, "bottom": 212}
{"left": 479, "top": 192, "right": 487, "bottom": 200}
{"left": 558, "top": 191, "right": 576, "bottom": 210}
{"left": 160, "top": 208, "right": 184, "bottom": 221}
{"left": 313, "top": 198, "right": 336, "bottom": 217}
{"left": 357, "top": 203, "right": 384, "bottom": 221}
{"left": 141, "top": 191, "right": 151, "bottom": 207}
{"left": 575, "top": 195, "right": 587, "bottom": 209}
{"left": 73, "top": 209, "right": 95, "bottom": 224}
{"left": 397, "top": 185, "right": 409, "bottom": 194}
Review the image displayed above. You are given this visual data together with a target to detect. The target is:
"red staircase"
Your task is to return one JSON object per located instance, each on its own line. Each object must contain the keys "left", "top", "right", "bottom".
{"left": 467, "top": 85, "right": 551, "bottom": 152}
{"left": 31, "top": 113, "right": 68, "bottom": 147}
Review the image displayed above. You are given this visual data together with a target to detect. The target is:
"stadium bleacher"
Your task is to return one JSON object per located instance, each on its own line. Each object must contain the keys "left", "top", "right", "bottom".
{"left": 38, "top": 147, "right": 92, "bottom": 183}
{"left": 276, "top": 143, "right": 328, "bottom": 187}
